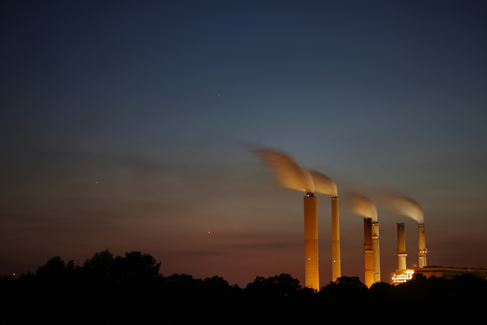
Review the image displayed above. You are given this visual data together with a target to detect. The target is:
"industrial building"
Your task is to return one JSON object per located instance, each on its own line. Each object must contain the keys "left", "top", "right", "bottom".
{"left": 414, "top": 266, "right": 487, "bottom": 280}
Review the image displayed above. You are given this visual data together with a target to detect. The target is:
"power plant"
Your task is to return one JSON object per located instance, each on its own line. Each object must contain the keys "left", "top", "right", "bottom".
{"left": 391, "top": 221, "right": 487, "bottom": 282}
{"left": 255, "top": 148, "right": 339, "bottom": 291}
{"left": 255, "top": 149, "right": 322, "bottom": 291}
{"left": 311, "top": 171, "right": 340, "bottom": 283}
{"left": 392, "top": 222, "right": 414, "bottom": 283}
{"left": 255, "top": 147, "right": 485, "bottom": 289}
{"left": 345, "top": 191, "right": 380, "bottom": 287}
{"left": 392, "top": 221, "right": 431, "bottom": 283}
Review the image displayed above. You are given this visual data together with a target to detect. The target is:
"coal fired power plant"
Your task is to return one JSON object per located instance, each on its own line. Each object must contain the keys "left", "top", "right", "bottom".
{"left": 381, "top": 194, "right": 428, "bottom": 271}
{"left": 256, "top": 149, "right": 487, "bottom": 287}
{"left": 255, "top": 148, "right": 340, "bottom": 290}
{"left": 391, "top": 222, "right": 414, "bottom": 284}
{"left": 345, "top": 191, "right": 380, "bottom": 287}
{"left": 251, "top": 147, "right": 482, "bottom": 289}
{"left": 302, "top": 172, "right": 341, "bottom": 289}
{"left": 256, "top": 148, "right": 320, "bottom": 290}
{"left": 392, "top": 219, "right": 486, "bottom": 283}
{"left": 311, "top": 171, "right": 340, "bottom": 282}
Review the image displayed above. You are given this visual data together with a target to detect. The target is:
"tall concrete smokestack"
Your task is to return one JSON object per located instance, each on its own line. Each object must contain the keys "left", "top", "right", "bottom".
{"left": 418, "top": 223, "right": 427, "bottom": 268}
{"left": 344, "top": 191, "right": 377, "bottom": 285}
{"left": 304, "top": 193, "right": 319, "bottom": 290}
{"left": 310, "top": 171, "right": 339, "bottom": 283}
{"left": 397, "top": 223, "right": 407, "bottom": 270}
{"left": 254, "top": 148, "right": 319, "bottom": 289}
{"left": 372, "top": 222, "right": 381, "bottom": 283}
{"left": 363, "top": 218, "right": 374, "bottom": 288}
{"left": 331, "top": 196, "right": 341, "bottom": 282}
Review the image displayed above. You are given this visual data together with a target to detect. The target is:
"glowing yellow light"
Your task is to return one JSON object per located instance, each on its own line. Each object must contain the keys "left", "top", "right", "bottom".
{"left": 392, "top": 269, "right": 415, "bottom": 284}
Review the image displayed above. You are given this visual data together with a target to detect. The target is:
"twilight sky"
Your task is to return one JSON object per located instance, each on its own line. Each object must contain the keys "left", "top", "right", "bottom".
{"left": 1, "top": 1, "right": 486, "bottom": 287}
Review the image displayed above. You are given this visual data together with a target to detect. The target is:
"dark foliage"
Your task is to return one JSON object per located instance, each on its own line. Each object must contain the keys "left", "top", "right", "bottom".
{"left": 1, "top": 252, "right": 486, "bottom": 324}
{"left": 245, "top": 273, "right": 302, "bottom": 297}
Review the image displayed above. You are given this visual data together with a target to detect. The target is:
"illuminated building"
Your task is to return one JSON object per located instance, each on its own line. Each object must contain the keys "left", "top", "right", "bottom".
{"left": 414, "top": 266, "right": 487, "bottom": 280}
{"left": 391, "top": 269, "right": 415, "bottom": 284}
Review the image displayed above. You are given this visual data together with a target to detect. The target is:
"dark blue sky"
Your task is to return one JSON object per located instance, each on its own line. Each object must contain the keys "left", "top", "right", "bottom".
{"left": 1, "top": 1, "right": 486, "bottom": 286}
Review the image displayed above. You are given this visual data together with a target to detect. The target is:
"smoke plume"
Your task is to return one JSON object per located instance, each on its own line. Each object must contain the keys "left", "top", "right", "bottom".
{"left": 371, "top": 190, "right": 424, "bottom": 224}
{"left": 309, "top": 171, "right": 338, "bottom": 197}
{"left": 343, "top": 191, "right": 377, "bottom": 222}
{"left": 255, "top": 149, "right": 315, "bottom": 193}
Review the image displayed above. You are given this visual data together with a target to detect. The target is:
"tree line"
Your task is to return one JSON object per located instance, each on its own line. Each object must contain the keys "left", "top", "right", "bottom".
{"left": 1, "top": 250, "right": 485, "bottom": 324}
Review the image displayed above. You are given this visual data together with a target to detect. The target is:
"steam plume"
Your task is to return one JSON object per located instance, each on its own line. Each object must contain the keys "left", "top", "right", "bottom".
{"left": 344, "top": 191, "right": 377, "bottom": 222}
{"left": 255, "top": 149, "right": 314, "bottom": 193}
{"left": 309, "top": 171, "right": 338, "bottom": 197}
{"left": 372, "top": 190, "right": 424, "bottom": 224}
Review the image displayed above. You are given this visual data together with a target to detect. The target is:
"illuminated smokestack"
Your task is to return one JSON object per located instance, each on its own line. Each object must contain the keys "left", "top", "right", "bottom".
{"left": 372, "top": 222, "right": 381, "bottom": 283}
{"left": 304, "top": 193, "right": 319, "bottom": 290}
{"left": 397, "top": 223, "right": 407, "bottom": 270}
{"left": 331, "top": 196, "right": 341, "bottom": 282}
{"left": 363, "top": 218, "right": 374, "bottom": 288}
{"left": 309, "top": 171, "right": 339, "bottom": 283}
{"left": 418, "top": 223, "right": 427, "bottom": 268}
{"left": 255, "top": 148, "right": 342, "bottom": 287}
{"left": 254, "top": 148, "right": 319, "bottom": 289}
{"left": 344, "top": 191, "right": 377, "bottom": 285}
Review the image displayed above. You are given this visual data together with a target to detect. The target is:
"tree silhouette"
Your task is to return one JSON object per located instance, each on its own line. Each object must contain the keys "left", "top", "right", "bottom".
{"left": 327, "top": 275, "right": 366, "bottom": 289}
{"left": 245, "top": 273, "right": 302, "bottom": 297}
{"left": 115, "top": 251, "right": 161, "bottom": 284}
{"left": 35, "top": 256, "right": 76, "bottom": 289}
{"left": 3, "top": 250, "right": 487, "bottom": 324}
{"left": 82, "top": 249, "right": 116, "bottom": 283}
{"left": 320, "top": 276, "right": 367, "bottom": 322}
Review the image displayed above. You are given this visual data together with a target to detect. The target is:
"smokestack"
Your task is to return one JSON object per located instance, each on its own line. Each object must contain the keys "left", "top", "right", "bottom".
{"left": 372, "top": 222, "right": 381, "bottom": 283}
{"left": 418, "top": 223, "right": 427, "bottom": 268}
{"left": 309, "top": 171, "right": 339, "bottom": 283}
{"left": 397, "top": 223, "right": 407, "bottom": 270}
{"left": 254, "top": 148, "right": 319, "bottom": 288}
{"left": 331, "top": 196, "right": 341, "bottom": 282}
{"left": 363, "top": 218, "right": 374, "bottom": 288}
{"left": 343, "top": 191, "right": 377, "bottom": 286}
{"left": 304, "top": 193, "right": 319, "bottom": 290}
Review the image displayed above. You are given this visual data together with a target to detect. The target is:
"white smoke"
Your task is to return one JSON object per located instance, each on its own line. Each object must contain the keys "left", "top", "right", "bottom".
{"left": 309, "top": 171, "right": 338, "bottom": 197}
{"left": 368, "top": 189, "right": 424, "bottom": 224}
{"left": 343, "top": 190, "right": 378, "bottom": 222}
{"left": 255, "top": 148, "right": 315, "bottom": 193}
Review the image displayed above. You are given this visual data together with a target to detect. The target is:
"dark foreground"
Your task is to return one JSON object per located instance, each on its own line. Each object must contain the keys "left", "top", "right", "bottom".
{"left": 1, "top": 251, "right": 485, "bottom": 324}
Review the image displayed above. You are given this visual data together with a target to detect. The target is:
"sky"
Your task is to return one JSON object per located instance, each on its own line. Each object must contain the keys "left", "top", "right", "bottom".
{"left": 1, "top": 0, "right": 486, "bottom": 287}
